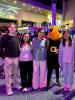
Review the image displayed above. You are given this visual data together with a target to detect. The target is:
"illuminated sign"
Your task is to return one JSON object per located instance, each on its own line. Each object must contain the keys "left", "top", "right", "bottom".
{"left": 0, "top": 3, "right": 20, "bottom": 19}
{"left": 0, "top": 11, "right": 15, "bottom": 19}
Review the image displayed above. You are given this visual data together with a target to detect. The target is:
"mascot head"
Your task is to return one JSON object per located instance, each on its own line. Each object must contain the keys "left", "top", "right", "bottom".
{"left": 48, "top": 25, "right": 62, "bottom": 40}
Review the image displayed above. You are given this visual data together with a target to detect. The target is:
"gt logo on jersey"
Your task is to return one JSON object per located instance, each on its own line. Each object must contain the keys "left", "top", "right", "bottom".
{"left": 50, "top": 46, "right": 58, "bottom": 54}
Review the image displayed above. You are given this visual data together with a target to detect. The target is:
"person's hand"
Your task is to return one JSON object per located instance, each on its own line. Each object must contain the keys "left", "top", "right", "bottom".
{"left": 59, "top": 66, "right": 63, "bottom": 72}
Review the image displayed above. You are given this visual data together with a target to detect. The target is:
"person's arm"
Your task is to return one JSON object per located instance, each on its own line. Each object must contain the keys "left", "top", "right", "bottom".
{"left": 31, "top": 39, "right": 35, "bottom": 53}
{"left": 30, "top": 41, "right": 33, "bottom": 52}
{"left": 58, "top": 42, "right": 63, "bottom": 67}
{"left": 72, "top": 39, "right": 75, "bottom": 65}
{"left": 0, "top": 35, "right": 5, "bottom": 59}
{"left": 45, "top": 39, "right": 49, "bottom": 50}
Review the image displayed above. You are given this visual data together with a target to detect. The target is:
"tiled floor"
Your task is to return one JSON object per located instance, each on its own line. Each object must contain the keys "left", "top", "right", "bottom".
{"left": 0, "top": 70, "right": 75, "bottom": 100}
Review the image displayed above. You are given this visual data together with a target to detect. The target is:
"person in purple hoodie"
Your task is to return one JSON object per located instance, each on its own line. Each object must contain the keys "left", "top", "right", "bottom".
{"left": 58, "top": 31, "right": 74, "bottom": 91}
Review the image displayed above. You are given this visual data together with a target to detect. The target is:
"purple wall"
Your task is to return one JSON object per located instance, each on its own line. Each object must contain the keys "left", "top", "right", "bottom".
{"left": 52, "top": 2, "right": 56, "bottom": 25}
{"left": 20, "top": 0, "right": 51, "bottom": 10}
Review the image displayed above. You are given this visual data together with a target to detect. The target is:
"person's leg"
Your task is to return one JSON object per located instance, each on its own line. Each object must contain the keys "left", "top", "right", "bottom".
{"left": 39, "top": 60, "right": 47, "bottom": 88}
{"left": 3, "top": 57, "right": 13, "bottom": 95}
{"left": 19, "top": 61, "right": 27, "bottom": 89}
{"left": 55, "top": 64, "right": 60, "bottom": 86}
{"left": 0, "top": 57, "right": 4, "bottom": 77}
{"left": 27, "top": 61, "right": 33, "bottom": 90}
{"left": 68, "top": 63, "right": 74, "bottom": 91}
{"left": 47, "top": 64, "right": 53, "bottom": 88}
{"left": 0, "top": 64, "right": 5, "bottom": 79}
{"left": 12, "top": 58, "right": 21, "bottom": 90}
{"left": 32, "top": 60, "right": 40, "bottom": 89}
{"left": 63, "top": 63, "right": 68, "bottom": 91}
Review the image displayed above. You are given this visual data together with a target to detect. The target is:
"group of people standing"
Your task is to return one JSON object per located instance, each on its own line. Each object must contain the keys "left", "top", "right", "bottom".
{"left": 0, "top": 22, "right": 75, "bottom": 96}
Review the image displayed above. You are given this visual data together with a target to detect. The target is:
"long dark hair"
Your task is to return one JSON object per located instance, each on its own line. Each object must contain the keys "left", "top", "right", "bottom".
{"left": 38, "top": 28, "right": 45, "bottom": 33}
{"left": 62, "top": 31, "right": 72, "bottom": 47}
{"left": 20, "top": 33, "right": 31, "bottom": 47}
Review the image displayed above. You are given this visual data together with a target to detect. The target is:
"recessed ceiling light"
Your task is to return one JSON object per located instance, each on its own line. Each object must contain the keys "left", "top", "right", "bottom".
{"left": 14, "top": 0, "right": 17, "bottom": 4}
{"left": 38, "top": 8, "right": 41, "bottom": 10}
{"left": 32, "top": 6, "right": 34, "bottom": 8}
{"left": 23, "top": 3, "right": 26, "bottom": 6}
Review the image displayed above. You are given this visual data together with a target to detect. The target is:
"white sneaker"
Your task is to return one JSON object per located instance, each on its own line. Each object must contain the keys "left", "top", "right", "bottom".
{"left": 7, "top": 88, "right": 13, "bottom": 96}
{"left": 13, "top": 84, "right": 22, "bottom": 90}
{"left": 23, "top": 88, "right": 28, "bottom": 92}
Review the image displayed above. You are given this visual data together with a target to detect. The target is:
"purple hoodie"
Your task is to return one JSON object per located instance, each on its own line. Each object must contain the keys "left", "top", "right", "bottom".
{"left": 58, "top": 40, "right": 74, "bottom": 66}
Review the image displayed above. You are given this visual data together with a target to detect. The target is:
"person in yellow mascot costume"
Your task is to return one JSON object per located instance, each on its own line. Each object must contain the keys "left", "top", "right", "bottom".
{"left": 47, "top": 25, "right": 62, "bottom": 90}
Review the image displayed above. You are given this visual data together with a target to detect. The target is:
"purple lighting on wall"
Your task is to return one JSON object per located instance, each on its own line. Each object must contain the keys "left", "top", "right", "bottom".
{"left": 20, "top": 0, "right": 50, "bottom": 10}
{"left": 52, "top": 2, "right": 56, "bottom": 25}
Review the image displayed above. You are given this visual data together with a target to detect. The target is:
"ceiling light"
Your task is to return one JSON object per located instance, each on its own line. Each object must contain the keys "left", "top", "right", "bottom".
{"left": 14, "top": 1, "right": 17, "bottom": 4}
{"left": 23, "top": 3, "right": 26, "bottom": 6}
{"left": 32, "top": 6, "right": 34, "bottom": 8}
{"left": 38, "top": 8, "right": 41, "bottom": 10}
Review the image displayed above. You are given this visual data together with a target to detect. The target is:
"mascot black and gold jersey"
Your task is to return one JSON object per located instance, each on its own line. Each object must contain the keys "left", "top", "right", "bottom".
{"left": 47, "top": 25, "right": 62, "bottom": 88}
{"left": 47, "top": 25, "right": 62, "bottom": 64}
{"left": 47, "top": 39, "right": 60, "bottom": 64}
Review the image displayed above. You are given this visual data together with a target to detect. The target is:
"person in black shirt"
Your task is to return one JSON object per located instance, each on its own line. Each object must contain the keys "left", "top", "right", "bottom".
{"left": 0, "top": 23, "right": 21, "bottom": 96}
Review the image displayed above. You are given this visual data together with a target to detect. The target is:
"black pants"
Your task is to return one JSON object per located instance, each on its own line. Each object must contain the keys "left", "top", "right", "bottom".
{"left": 47, "top": 63, "right": 59, "bottom": 87}
{"left": 19, "top": 61, "right": 33, "bottom": 88}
